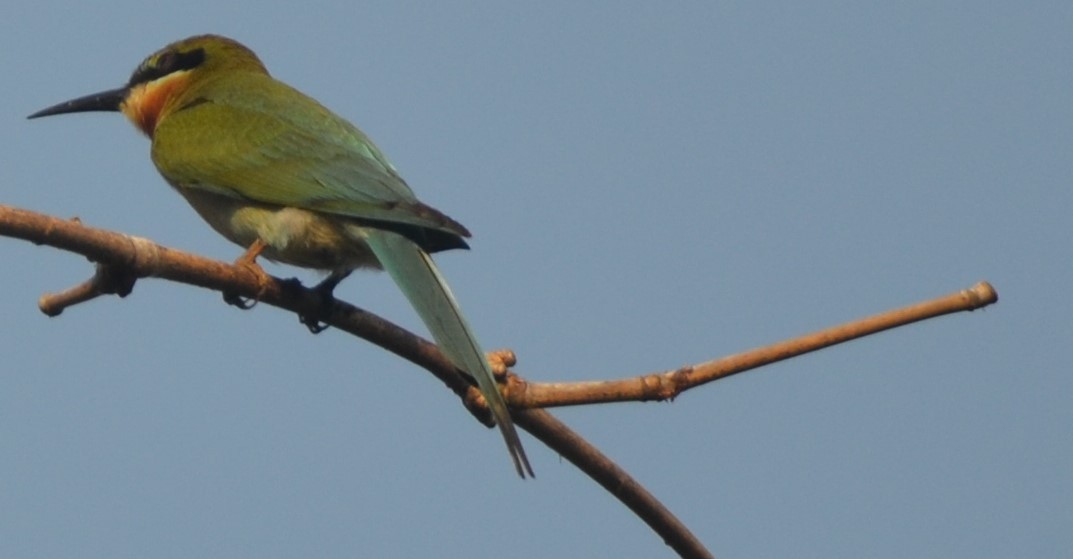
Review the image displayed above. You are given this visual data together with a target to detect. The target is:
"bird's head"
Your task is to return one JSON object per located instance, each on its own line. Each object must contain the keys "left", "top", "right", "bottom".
{"left": 28, "top": 34, "right": 267, "bottom": 136}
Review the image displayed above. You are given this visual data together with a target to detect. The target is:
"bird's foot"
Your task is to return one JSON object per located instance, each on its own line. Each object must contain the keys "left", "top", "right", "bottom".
{"left": 300, "top": 316, "right": 330, "bottom": 334}
{"left": 224, "top": 239, "right": 272, "bottom": 309}
{"left": 298, "top": 271, "right": 352, "bottom": 334}
{"left": 223, "top": 291, "right": 257, "bottom": 309}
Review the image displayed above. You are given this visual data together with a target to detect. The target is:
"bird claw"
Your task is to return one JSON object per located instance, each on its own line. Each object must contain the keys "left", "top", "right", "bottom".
{"left": 225, "top": 239, "right": 272, "bottom": 310}
{"left": 300, "top": 314, "right": 330, "bottom": 334}
{"left": 297, "top": 273, "right": 347, "bottom": 334}
{"left": 223, "top": 291, "right": 258, "bottom": 309}
{"left": 298, "top": 269, "right": 351, "bottom": 330}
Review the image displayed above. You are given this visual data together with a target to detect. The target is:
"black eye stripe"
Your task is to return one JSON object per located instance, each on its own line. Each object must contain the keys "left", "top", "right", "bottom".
{"left": 128, "top": 48, "right": 206, "bottom": 86}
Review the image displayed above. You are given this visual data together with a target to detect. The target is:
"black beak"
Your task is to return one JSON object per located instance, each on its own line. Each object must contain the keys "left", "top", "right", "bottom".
{"left": 27, "top": 86, "right": 129, "bottom": 119}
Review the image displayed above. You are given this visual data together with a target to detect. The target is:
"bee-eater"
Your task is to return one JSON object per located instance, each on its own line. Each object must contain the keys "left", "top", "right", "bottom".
{"left": 29, "top": 34, "right": 533, "bottom": 478}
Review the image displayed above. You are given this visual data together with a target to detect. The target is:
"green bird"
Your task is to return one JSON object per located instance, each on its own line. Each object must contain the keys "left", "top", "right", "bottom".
{"left": 29, "top": 34, "right": 533, "bottom": 478}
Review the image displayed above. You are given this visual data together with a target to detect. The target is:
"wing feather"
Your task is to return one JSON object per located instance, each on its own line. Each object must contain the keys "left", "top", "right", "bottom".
{"left": 151, "top": 73, "right": 468, "bottom": 238}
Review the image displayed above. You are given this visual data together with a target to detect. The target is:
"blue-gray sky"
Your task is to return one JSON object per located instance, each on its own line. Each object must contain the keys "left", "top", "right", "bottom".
{"left": 2, "top": 2, "right": 1070, "bottom": 557}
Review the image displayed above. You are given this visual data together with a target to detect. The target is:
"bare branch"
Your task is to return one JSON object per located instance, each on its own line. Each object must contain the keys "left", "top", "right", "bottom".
{"left": 2, "top": 203, "right": 1000, "bottom": 559}
{"left": 514, "top": 282, "right": 998, "bottom": 408}
{"left": 1, "top": 204, "right": 715, "bottom": 559}
{"left": 516, "top": 409, "right": 714, "bottom": 559}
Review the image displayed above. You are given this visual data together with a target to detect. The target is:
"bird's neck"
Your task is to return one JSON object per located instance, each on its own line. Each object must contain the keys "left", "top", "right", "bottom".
{"left": 120, "top": 70, "right": 194, "bottom": 137}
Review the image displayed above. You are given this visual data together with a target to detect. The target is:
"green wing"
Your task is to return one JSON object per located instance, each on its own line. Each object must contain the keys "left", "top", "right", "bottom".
{"left": 151, "top": 72, "right": 468, "bottom": 238}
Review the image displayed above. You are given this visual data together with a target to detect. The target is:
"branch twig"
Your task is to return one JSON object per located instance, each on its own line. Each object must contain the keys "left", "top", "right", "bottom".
{"left": 514, "top": 282, "right": 997, "bottom": 408}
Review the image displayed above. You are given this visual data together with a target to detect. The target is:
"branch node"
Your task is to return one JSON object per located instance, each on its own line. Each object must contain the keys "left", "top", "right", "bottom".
{"left": 127, "top": 235, "right": 163, "bottom": 276}
{"left": 487, "top": 349, "right": 517, "bottom": 378}
{"left": 660, "top": 365, "right": 694, "bottom": 401}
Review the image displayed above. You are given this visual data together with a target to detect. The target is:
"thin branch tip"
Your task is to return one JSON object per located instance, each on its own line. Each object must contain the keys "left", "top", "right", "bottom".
{"left": 967, "top": 281, "right": 998, "bottom": 307}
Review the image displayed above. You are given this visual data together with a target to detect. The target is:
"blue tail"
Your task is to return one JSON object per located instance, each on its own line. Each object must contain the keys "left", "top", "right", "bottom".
{"left": 363, "top": 228, "right": 533, "bottom": 478}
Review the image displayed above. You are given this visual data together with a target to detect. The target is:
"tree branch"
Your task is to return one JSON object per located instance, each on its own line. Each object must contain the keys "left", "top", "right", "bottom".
{"left": 514, "top": 281, "right": 997, "bottom": 408}
{"left": 0, "top": 204, "right": 716, "bottom": 559}
{"left": 1, "top": 203, "right": 1000, "bottom": 559}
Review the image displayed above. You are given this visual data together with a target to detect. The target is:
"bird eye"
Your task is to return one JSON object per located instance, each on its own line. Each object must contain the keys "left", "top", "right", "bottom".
{"left": 156, "top": 52, "right": 178, "bottom": 73}
{"left": 128, "top": 56, "right": 166, "bottom": 86}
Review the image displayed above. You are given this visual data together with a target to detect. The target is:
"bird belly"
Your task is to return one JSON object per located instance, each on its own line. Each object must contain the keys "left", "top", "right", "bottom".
{"left": 176, "top": 186, "right": 380, "bottom": 271}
